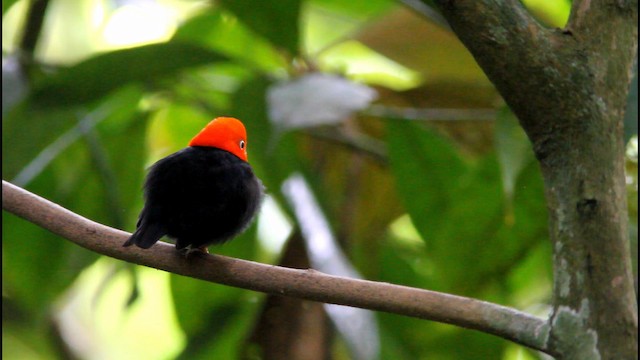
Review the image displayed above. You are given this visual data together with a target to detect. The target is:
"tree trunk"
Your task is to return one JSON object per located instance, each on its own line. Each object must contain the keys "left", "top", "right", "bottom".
{"left": 431, "top": 0, "right": 638, "bottom": 358}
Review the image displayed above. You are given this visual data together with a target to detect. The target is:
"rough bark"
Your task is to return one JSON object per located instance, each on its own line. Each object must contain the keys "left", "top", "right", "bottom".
{"left": 430, "top": 0, "right": 638, "bottom": 358}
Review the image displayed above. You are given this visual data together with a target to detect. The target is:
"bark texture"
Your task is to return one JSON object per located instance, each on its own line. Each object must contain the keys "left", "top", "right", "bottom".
{"left": 430, "top": 0, "right": 638, "bottom": 358}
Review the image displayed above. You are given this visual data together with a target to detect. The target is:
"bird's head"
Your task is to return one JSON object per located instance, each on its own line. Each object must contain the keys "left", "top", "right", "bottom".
{"left": 189, "top": 117, "right": 249, "bottom": 162}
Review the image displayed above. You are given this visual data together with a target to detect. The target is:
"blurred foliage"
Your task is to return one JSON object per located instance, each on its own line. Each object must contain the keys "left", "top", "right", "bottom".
{"left": 2, "top": 0, "right": 636, "bottom": 360}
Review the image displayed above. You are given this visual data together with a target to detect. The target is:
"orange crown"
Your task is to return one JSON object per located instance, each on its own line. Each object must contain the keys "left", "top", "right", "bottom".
{"left": 189, "top": 117, "right": 248, "bottom": 162}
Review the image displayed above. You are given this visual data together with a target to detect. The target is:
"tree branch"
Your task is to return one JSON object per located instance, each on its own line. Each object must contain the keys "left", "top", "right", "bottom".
{"left": 430, "top": 1, "right": 638, "bottom": 358}
{"left": 429, "top": 0, "right": 559, "bottom": 147}
{"left": 2, "top": 180, "right": 552, "bottom": 355}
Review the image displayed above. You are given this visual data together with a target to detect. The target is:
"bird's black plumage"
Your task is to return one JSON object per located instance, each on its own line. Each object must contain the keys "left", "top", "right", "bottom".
{"left": 123, "top": 146, "right": 263, "bottom": 252}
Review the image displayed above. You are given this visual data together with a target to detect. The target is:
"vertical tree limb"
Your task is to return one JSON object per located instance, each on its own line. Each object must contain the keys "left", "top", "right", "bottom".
{"left": 429, "top": 0, "right": 638, "bottom": 358}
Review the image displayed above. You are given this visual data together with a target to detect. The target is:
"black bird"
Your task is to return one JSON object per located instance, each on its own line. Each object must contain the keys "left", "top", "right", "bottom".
{"left": 123, "top": 117, "right": 263, "bottom": 254}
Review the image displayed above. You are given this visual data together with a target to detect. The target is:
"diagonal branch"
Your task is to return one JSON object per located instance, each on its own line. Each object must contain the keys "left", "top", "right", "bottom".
{"left": 429, "top": 0, "right": 560, "bottom": 146}
{"left": 2, "top": 180, "right": 553, "bottom": 355}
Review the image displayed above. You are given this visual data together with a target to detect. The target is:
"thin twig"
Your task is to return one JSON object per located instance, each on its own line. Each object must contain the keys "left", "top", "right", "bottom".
{"left": 302, "top": 128, "right": 387, "bottom": 164}
{"left": 365, "top": 104, "right": 496, "bottom": 121}
{"left": 18, "top": 0, "right": 50, "bottom": 72}
{"left": 2, "top": 180, "right": 552, "bottom": 355}
{"left": 12, "top": 104, "right": 111, "bottom": 187}
{"left": 400, "top": 0, "right": 451, "bottom": 31}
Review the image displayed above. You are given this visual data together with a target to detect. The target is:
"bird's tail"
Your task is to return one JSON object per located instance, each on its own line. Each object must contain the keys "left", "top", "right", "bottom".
{"left": 123, "top": 222, "right": 165, "bottom": 249}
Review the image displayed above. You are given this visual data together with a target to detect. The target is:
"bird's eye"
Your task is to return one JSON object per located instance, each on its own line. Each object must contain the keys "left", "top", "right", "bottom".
{"left": 239, "top": 140, "right": 246, "bottom": 149}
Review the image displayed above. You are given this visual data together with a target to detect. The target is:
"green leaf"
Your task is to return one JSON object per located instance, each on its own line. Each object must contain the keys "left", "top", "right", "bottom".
{"left": 3, "top": 86, "right": 144, "bottom": 182}
{"left": 173, "top": 9, "right": 285, "bottom": 72}
{"left": 426, "top": 155, "right": 504, "bottom": 288}
{"left": 3, "top": 104, "right": 76, "bottom": 180}
{"left": 3, "top": 82, "right": 149, "bottom": 359}
{"left": 42, "top": 100, "right": 148, "bottom": 230}
{"left": 218, "top": 0, "right": 301, "bottom": 55}
{"left": 30, "top": 42, "right": 228, "bottom": 107}
{"left": 2, "top": 0, "right": 20, "bottom": 14}
{"left": 309, "top": 0, "right": 393, "bottom": 19}
{"left": 494, "top": 106, "right": 534, "bottom": 221}
{"left": 378, "top": 158, "right": 548, "bottom": 359}
{"left": 521, "top": 0, "right": 571, "bottom": 27}
{"left": 387, "top": 119, "right": 547, "bottom": 292}
{"left": 2, "top": 173, "right": 100, "bottom": 321}
{"left": 93, "top": 111, "right": 149, "bottom": 229}
{"left": 386, "top": 120, "right": 465, "bottom": 242}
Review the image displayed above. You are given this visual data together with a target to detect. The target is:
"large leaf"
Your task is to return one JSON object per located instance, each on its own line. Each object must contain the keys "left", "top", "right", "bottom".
{"left": 2, "top": 197, "right": 100, "bottom": 323}
{"left": 3, "top": 87, "right": 149, "bottom": 359}
{"left": 435, "top": 157, "right": 547, "bottom": 292}
{"left": 29, "top": 42, "right": 228, "bottom": 107}
{"left": 521, "top": 0, "right": 571, "bottom": 27}
{"left": 376, "top": 237, "right": 507, "bottom": 359}
{"left": 3, "top": 85, "right": 143, "bottom": 181}
{"left": 356, "top": 7, "right": 488, "bottom": 85}
{"left": 387, "top": 120, "right": 548, "bottom": 292}
{"left": 305, "top": 0, "right": 395, "bottom": 56}
{"left": 386, "top": 120, "right": 465, "bottom": 243}
{"left": 424, "top": 155, "right": 504, "bottom": 289}
{"left": 2, "top": 0, "right": 20, "bottom": 14}
{"left": 309, "top": 0, "right": 393, "bottom": 18}
{"left": 172, "top": 9, "right": 285, "bottom": 72}
{"left": 494, "top": 106, "right": 534, "bottom": 220}
{"left": 218, "top": 0, "right": 301, "bottom": 55}
{"left": 380, "top": 147, "right": 549, "bottom": 358}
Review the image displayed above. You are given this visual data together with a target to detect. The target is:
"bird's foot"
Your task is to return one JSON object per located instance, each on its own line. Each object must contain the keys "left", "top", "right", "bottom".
{"left": 178, "top": 245, "right": 209, "bottom": 257}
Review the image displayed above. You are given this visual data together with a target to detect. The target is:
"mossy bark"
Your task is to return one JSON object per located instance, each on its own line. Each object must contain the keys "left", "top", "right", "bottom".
{"left": 432, "top": 0, "right": 638, "bottom": 358}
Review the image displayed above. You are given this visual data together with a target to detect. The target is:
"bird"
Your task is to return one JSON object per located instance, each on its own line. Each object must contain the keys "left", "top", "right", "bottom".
{"left": 123, "top": 117, "right": 264, "bottom": 255}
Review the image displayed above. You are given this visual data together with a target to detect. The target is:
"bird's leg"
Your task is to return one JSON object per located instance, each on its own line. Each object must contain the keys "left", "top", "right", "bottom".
{"left": 178, "top": 244, "right": 209, "bottom": 257}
